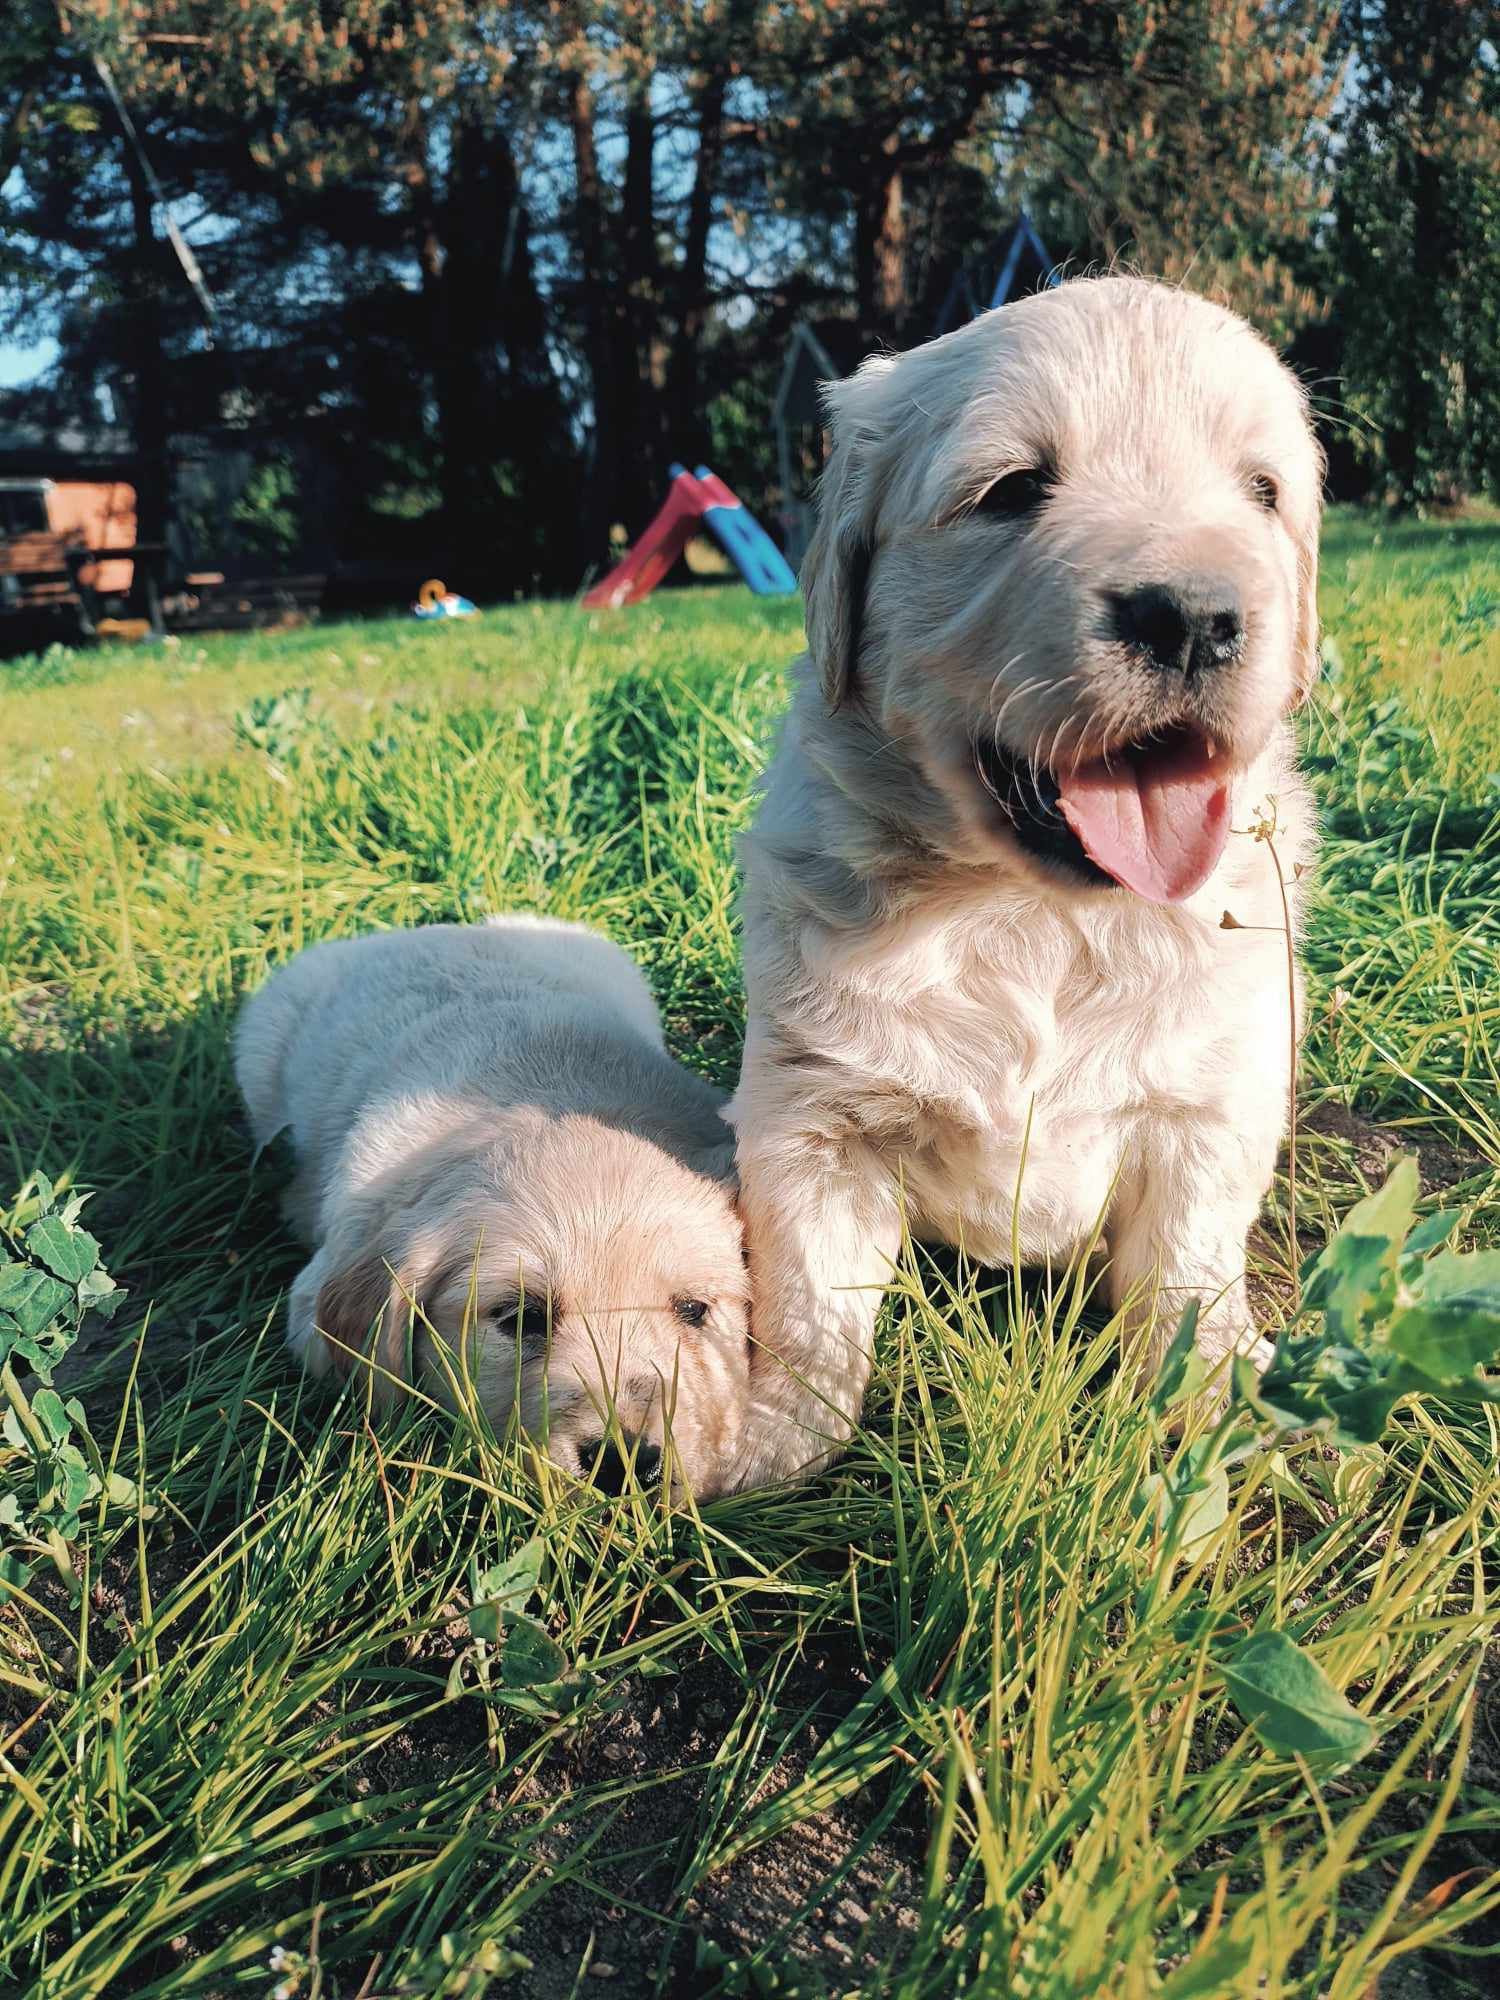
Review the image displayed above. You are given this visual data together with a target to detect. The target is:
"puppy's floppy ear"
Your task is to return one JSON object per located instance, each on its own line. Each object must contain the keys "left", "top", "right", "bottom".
{"left": 802, "top": 358, "right": 895, "bottom": 708}
{"left": 315, "top": 1245, "right": 418, "bottom": 1402}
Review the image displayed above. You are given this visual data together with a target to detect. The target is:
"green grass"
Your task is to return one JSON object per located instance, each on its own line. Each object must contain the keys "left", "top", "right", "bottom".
{"left": 1, "top": 511, "right": 1498, "bottom": 1999}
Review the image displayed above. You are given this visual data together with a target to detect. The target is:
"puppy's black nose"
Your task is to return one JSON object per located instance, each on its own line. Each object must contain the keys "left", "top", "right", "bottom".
{"left": 582, "top": 1436, "right": 661, "bottom": 1493}
{"left": 1111, "top": 581, "right": 1244, "bottom": 679}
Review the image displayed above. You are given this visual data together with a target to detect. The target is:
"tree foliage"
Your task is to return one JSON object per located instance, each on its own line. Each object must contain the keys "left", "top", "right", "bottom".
{"left": 0, "top": 2, "right": 1493, "bottom": 596}
{"left": 1333, "top": 1, "right": 1500, "bottom": 504}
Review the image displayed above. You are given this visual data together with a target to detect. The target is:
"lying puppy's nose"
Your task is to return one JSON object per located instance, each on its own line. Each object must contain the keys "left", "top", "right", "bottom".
{"left": 582, "top": 1435, "right": 661, "bottom": 1493}
{"left": 1111, "top": 581, "right": 1244, "bottom": 679}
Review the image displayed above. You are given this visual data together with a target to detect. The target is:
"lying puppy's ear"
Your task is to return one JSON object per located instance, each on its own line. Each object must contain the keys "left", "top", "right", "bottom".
{"left": 315, "top": 1246, "right": 417, "bottom": 1401}
{"left": 803, "top": 360, "right": 894, "bottom": 708}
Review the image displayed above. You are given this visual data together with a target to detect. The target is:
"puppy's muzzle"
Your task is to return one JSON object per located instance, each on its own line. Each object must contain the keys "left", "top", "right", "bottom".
{"left": 578, "top": 1431, "right": 662, "bottom": 1493}
{"left": 1110, "top": 577, "right": 1245, "bottom": 681}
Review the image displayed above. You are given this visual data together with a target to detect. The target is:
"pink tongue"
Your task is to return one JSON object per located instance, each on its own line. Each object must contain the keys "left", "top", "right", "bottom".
{"left": 1057, "top": 737, "right": 1231, "bottom": 904}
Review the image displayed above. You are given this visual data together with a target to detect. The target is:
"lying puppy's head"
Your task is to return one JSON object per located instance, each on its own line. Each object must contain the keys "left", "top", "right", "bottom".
{"left": 314, "top": 1111, "right": 749, "bottom": 1495}
{"left": 804, "top": 275, "right": 1323, "bottom": 903}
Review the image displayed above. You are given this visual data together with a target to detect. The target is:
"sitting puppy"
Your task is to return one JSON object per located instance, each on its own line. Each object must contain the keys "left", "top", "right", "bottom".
{"left": 235, "top": 915, "right": 749, "bottom": 1492}
{"left": 729, "top": 275, "right": 1322, "bottom": 1489}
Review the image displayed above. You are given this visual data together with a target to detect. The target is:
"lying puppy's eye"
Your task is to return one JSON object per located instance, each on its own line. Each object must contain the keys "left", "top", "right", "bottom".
{"left": 673, "top": 1297, "right": 710, "bottom": 1328}
{"left": 488, "top": 1297, "right": 553, "bottom": 1344}
{"left": 972, "top": 467, "right": 1053, "bottom": 520}
{"left": 1248, "top": 471, "right": 1280, "bottom": 512}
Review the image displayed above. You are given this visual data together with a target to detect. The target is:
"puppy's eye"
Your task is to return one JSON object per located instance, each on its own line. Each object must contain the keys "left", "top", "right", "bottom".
{"left": 1248, "top": 471, "right": 1280, "bottom": 512}
{"left": 972, "top": 467, "right": 1053, "bottom": 520}
{"left": 488, "top": 1297, "right": 553, "bottom": 1344}
{"left": 673, "top": 1298, "right": 710, "bottom": 1328}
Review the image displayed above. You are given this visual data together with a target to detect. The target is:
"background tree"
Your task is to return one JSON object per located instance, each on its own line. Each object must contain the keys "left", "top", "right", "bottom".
{"left": 1333, "top": 1, "right": 1500, "bottom": 505}
{"left": 1017, "top": 0, "right": 1342, "bottom": 339}
{"left": 2, "top": 0, "right": 1494, "bottom": 602}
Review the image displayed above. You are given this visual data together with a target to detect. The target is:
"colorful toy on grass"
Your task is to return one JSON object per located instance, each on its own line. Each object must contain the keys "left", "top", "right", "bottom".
{"left": 583, "top": 464, "right": 797, "bottom": 610}
{"left": 413, "top": 577, "right": 477, "bottom": 619}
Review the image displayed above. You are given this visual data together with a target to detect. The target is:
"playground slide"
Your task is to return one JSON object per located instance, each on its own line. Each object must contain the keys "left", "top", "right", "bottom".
{"left": 583, "top": 464, "right": 796, "bottom": 609}
{"left": 692, "top": 466, "right": 798, "bottom": 597}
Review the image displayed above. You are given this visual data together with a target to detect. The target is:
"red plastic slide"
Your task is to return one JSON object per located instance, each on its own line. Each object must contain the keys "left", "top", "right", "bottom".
{"left": 583, "top": 462, "right": 797, "bottom": 608}
{"left": 583, "top": 465, "right": 707, "bottom": 610}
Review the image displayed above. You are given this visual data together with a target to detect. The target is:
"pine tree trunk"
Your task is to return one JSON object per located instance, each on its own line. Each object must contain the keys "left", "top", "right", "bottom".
{"left": 568, "top": 68, "right": 619, "bottom": 572}
{"left": 855, "top": 133, "right": 906, "bottom": 332}
{"left": 664, "top": 61, "right": 729, "bottom": 464}
{"left": 618, "top": 74, "right": 661, "bottom": 546}
{"left": 1389, "top": 4, "right": 1465, "bottom": 504}
{"left": 115, "top": 105, "right": 171, "bottom": 614}
{"left": 874, "top": 163, "right": 907, "bottom": 325}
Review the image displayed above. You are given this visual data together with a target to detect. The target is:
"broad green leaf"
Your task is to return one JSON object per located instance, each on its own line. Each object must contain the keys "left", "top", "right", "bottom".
{"left": 498, "top": 1612, "right": 569, "bottom": 1687}
{"left": 54, "top": 1445, "right": 95, "bottom": 1516}
{"left": 1384, "top": 1248, "right": 1500, "bottom": 1385}
{"left": 1401, "top": 1209, "right": 1464, "bottom": 1260}
{"left": 1264, "top": 1450, "right": 1321, "bottom": 1513}
{"left": 0, "top": 1492, "right": 20, "bottom": 1528}
{"left": 1342, "top": 1154, "right": 1420, "bottom": 1249}
{"left": 1404, "top": 1247, "right": 1500, "bottom": 1320}
{"left": 467, "top": 1600, "right": 506, "bottom": 1644}
{"left": 25, "top": 1215, "right": 100, "bottom": 1284}
{"left": 1150, "top": 1300, "right": 1207, "bottom": 1415}
{"left": 20, "top": 1337, "right": 65, "bottom": 1379}
{"left": 0, "top": 1551, "right": 33, "bottom": 1598}
{"left": 0, "top": 1265, "right": 73, "bottom": 1338}
{"left": 467, "top": 1599, "right": 571, "bottom": 1690}
{"left": 473, "top": 1535, "right": 544, "bottom": 1616}
{"left": 1304, "top": 1233, "right": 1394, "bottom": 1343}
{"left": 1300, "top": 1158, "right": 1417, "bottom": 1345}
{"left": 30, "top": 1387, "right": 71, "bottom": 1444}
{"left": 1323, "top": 1367, "right": 1432, "bottom": 1445}
{"left": 0, "top": 1331, "right": 56, "bottom": 1380}
{"left": 76, "top": 1267, "right": 123, "bottom": 1321}
{"left": 1218, "top": 1629, "right": 1376, "bottom": 1768}
{"left": 1389, "top": 1304, "right": 1500, "bottom": 1386}
{"left": 1139, "top": 1462, "right": 1228, "bottom": 1557}
{"left": 1332, "top": 1446, "right": 1385, "bottom": 1511}
{"left": 1409, "top": 1247, "right": 1500, "bottom": 1309}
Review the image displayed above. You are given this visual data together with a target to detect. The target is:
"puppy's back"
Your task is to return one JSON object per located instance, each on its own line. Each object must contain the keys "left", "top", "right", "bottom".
{"left": 234, "top": 915, "right": 673, "bottom": 1168}
{"left": 479, "top": 913, "right": 664, "bottom": 1050}
{"left": 234, "top": 932, "right": 363, "bottom": 1152}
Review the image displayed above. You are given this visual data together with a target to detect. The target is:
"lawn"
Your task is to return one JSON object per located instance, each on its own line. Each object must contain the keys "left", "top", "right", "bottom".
{"left": 1, "top": 508, "right": 1498, "bottom": 1999}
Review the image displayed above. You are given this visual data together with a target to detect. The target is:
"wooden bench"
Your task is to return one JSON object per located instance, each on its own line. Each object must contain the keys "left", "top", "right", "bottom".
{"left": 0, "top": 531, "right": 86, "bottom": 615}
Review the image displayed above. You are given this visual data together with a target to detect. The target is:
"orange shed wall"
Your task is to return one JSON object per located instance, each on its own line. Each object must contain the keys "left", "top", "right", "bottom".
{"left": 46, "top": 482, "right": 137, "bottom": 594}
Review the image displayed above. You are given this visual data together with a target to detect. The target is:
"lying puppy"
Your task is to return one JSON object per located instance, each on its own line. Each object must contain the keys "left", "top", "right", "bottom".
{"left": 730, "top": 275, "right": 1321, "bottom": 1488}
{"left": 235, "top": 915, "right": 749, "bottom": 1491}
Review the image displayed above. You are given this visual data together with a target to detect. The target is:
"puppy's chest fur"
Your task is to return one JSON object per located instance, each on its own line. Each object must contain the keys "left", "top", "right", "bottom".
{"left": 781, "top": 886, "right": 1286, "bottom": 1264}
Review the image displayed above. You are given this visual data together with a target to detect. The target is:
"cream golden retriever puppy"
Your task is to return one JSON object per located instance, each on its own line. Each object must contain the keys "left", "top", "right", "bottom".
{"left": 235, "top": 915, "right": 749, "bottom": 1492}
{"left": 728, "top": 275, "right": 1321, "bottom": 1489}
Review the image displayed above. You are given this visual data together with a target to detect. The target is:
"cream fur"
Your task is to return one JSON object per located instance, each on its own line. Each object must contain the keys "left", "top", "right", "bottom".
{"left": 728, "top": 276, "right": 1322, "bottom": 1489}
{"left": 235, "top": 915, "right": 749, "bottom": 1491}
